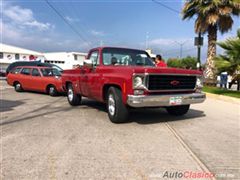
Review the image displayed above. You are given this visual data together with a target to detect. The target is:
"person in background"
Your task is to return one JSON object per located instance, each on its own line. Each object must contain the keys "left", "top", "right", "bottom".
{"left": 155, "top": 54, "right": 167, "bottom": 67}
{"left": 220, "top": 71, "right": 228, "bottom": 89}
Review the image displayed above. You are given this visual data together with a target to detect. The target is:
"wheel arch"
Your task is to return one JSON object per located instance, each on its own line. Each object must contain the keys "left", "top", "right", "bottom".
{"left": 65, "top": 81, "right": 72, "bottom": 89}
{"left": 46, "top": 84, "right": 55, "bottom": 93}
{"left": 102, "top": 84, "right": 122, "bottom": 102}
{"left": 13, "top": 81, "right": 20, "bottom": 86}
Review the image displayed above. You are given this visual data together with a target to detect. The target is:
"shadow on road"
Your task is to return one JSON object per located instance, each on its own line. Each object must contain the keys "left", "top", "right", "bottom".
{"left": 130, "top": 108, "right": 205, "bottom": 124}
{"left": 81, "top": 99, "right": 107, "bottom": 112}
{"left": 0, "top": 99, "right": 25, "bottom": 112}
{"left": 1, "top": 97, "right": 205, "bottom": 126}
{"left": 0, "top": 106, "right": 73, "bottom": 126}
{"left": 81, "top": 99, "right": 205, "bottom": 124}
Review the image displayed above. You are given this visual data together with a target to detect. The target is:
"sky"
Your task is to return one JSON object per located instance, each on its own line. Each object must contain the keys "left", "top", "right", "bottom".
{"left": 1, "top": 0, "right": 240, "bottom": 62}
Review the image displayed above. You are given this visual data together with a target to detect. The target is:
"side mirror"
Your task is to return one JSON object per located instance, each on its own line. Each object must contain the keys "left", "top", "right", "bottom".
{"left": 83, "top": 59, "right": 93, "bottom": 69}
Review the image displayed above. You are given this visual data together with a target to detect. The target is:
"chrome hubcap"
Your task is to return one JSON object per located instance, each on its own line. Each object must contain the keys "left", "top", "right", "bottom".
{"left": 16, "top": 84, "right": 21, "bottom": 89}
{"left": 49, "top": 87, "right": 54, "bottom": 94}
{"left": 68, "top": 88, "right": 74, "bottom": 101}
{"left": 108, "top": 94, "right": 115, "bottom": 116}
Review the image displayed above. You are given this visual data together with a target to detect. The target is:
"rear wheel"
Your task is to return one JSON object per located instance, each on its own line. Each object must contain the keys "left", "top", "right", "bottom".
{"left": 107, "top": 87, "right": 129, "bottom": 123}
{"left": 67, "top": 84, "right": 81, "bottom": 106}
{"left": 14, "top": 82, "right": 23, "bottom": 92}
{"left": 166, "top": 105, "right": 190, "bottom": 116}
{"left": 48, "top": 85, "right": 58, "bottom": 96}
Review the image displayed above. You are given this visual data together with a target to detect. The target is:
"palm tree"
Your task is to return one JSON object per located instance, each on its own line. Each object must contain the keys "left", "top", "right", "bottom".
{"left": 214, "top": 29, "right": 240, "bottom": 90}
{"left": 182, "top": 0, "right": 240, "bottom": 80}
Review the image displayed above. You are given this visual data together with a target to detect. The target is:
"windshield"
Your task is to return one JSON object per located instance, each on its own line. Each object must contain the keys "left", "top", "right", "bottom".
{"left": 102, "top": 48, "right": 155, "bottom": 67}
{"left": 41, "top": 68, "right": 61, "bottom": 77}
{"left": 49, "top": 64, "right": 63, "bottom": 72}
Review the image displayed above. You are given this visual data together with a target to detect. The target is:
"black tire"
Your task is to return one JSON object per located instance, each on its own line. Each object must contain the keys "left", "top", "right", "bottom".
{"left": 14, "top": 82, "right": 23, "bottom": 92}
{"left": 107, "top": 87, "right": 129, "bottom": 123}
{"left": 48, "top": 85, "right": 58, "bottom": 96}
{"left": 166, "top": 105, "right": 190, "bottom": 116}
{"left": 67, "top": 83, "right": 81, "bottom": 106}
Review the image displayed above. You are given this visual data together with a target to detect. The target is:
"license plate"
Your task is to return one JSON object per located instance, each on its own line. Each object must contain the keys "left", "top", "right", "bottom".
{"left": 169, "top": 96, "right": 182, "bottom": 105}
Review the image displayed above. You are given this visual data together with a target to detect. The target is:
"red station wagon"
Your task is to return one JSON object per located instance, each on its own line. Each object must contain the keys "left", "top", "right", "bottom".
{"left": 7, "top": 66, "right": 63, "bottom": 96}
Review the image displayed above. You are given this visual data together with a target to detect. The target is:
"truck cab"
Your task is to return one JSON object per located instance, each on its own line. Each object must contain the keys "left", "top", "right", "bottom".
{"left": 62, "top": 47, "right": 205, "bottom": 123}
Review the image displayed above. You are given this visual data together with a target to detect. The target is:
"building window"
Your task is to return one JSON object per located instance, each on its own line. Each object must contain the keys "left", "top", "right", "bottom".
{"left": 0, "top": 52, "right": 3, "bottom": 59}
{"left": 74, "top": 54, "right": 77, "bottom": 60}
{"left": 15, "top": 54, "right": 20, "bottom": 60}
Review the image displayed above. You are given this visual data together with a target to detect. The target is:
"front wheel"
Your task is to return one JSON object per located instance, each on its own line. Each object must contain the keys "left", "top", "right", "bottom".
{"left": 166, "top": 105, "right": 190, "bottom": 116}
{"left": 67, "top": 84, "right": 81, "bottom": 106}
{"left": 107, "top": 87, "right": 129, "bottom": 123}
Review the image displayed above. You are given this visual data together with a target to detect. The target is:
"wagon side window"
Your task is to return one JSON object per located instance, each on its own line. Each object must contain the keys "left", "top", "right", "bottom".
{"left": 32, "top": 68, "right": 41, "bottom": 77}
{"left": 21, "top": 68, "right": 31, "bottom": 75}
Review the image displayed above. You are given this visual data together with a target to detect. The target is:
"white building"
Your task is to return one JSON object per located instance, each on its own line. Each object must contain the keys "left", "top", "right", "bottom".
{"left": 0, "top": 43, "right": 87, "bottom": 72}
{"left": 43, "top": 52, "right": 87, "bottom": 70}
{"left": 146, "top": 49, "right": 156, "bottom": 58}
{"left": 0, "top": 43, "right": 45, "bottom": 72}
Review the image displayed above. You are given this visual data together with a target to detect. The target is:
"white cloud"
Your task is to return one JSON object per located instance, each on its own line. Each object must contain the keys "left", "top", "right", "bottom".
{"left": 24, "top": 21, "right": 52, "bottom": 31}
{"left": 90, "top": 30, "right": 105, "bottom": 36}
{"left": 3, "top": 3, "right": 53, "bottom": 31}
{"left": 1, "top": 17, "right": 89, "bottom": 52}
{"left": 65, "top": 16, "right": 79, "bottom": 23}
{"left": 148, "top": 38, "right": 193, "bottom": 47}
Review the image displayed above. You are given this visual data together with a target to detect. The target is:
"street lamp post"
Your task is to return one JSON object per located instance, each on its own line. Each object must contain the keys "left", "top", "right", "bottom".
{"left": 174, "top": 40, "right": 188, "bottom": 59}
{"left": 194, "top": 33, "right": 204, "bottom": 70}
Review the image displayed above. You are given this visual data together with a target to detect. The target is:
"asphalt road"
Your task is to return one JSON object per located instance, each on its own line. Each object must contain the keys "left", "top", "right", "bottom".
{"left": 1, "top": 80, "right": 239, "bottom": 180}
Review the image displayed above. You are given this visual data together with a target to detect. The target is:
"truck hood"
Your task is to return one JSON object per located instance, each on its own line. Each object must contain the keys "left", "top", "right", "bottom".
{"left": 126, "top": 66, "right": 202, "bottom": 75}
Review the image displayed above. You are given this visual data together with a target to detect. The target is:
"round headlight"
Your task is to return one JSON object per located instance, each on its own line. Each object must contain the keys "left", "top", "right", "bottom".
{"left": 134, "top": 76, "right": 143, "bottom": 88}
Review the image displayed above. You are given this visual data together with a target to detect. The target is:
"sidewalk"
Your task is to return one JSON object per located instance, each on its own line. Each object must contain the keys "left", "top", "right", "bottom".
{"left": 205, "top": 92, "right": 240, "bottom": 105}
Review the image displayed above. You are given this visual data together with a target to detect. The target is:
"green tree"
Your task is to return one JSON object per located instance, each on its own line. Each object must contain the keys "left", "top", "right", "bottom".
{"left": 182, "top": 0, "right": 240, "bottom": 79}
{"left": 214, "top": 29, "right": 240, "bottom": 90}
{"left": 167, "top": 58, "right": 182, "bottom": 68}
{"left": 181, "top": 56, "right": 198, "bottom": 69}
{"left": 167, "top": 56, "right": 198, "bottom": 69}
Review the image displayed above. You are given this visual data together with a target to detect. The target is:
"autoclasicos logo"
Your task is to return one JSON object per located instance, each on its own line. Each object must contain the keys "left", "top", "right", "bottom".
{"left": 162, "top": 171, "right": 215, "bottom": 179}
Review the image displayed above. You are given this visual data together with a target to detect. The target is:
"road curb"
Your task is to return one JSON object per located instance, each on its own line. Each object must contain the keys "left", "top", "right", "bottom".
{"left": 205, "top": 92, "right": 240, "bottom": 105}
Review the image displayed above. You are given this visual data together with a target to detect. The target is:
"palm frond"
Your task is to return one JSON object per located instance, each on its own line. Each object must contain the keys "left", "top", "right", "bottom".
{"left": 218, "top": 16, "right": 233, "bottom": 33}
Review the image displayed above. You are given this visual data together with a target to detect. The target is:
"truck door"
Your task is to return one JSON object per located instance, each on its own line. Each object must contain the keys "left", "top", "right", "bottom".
{"left": 81, "top": 50, "right": 101, "bottom": 99}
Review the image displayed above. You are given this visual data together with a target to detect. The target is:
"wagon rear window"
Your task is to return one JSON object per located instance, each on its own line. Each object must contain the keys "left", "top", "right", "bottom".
{"left": 41, "top": 68, "right": 61, "bottom": 77}
{"left": 11, "top": 67, "right": 22, "bottom": 74}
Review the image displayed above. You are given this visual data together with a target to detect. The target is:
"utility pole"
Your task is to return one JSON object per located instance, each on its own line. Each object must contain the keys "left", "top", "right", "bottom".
{"left": 100, "top": 40, "right": 103, "bottom": 46}
{"left": 197, "top": 33, "right": 201, "bottom": 65}
{"left": 145, "top": 32, "right": 149, "bottom": 49}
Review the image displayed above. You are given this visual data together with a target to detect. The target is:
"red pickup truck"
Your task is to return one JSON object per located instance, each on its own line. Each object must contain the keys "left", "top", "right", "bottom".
{"left": 62, "top": 47, "right": 205, "bottom": 123}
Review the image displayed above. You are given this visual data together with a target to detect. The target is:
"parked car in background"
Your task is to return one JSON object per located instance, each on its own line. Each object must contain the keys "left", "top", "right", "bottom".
{"left": 6, "top": 61, "right": 63, "bottom": 75}
{"left": 62, "top": 47, "right": 206, "bottom": 123}
{"left": 0, "top": 70, "right": 6, "bottom": 77}
{"left": 7, "top": 66, "right": 63, "bottom": 96}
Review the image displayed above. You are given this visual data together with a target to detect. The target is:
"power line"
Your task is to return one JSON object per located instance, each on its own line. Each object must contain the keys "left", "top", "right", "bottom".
{"left": 44, "top": 0, "right": 91, "bottom": 47}
{"left": 152, "top": 0, "right": 180, "bottom": 14}
{"left": 68, "top": 2, "right": 102, "bottom": 43}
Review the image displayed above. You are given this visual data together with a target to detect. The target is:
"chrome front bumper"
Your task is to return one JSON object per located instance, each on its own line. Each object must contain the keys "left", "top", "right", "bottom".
{"left": 127, "top": 93, "right": 206, "bottom": 107}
